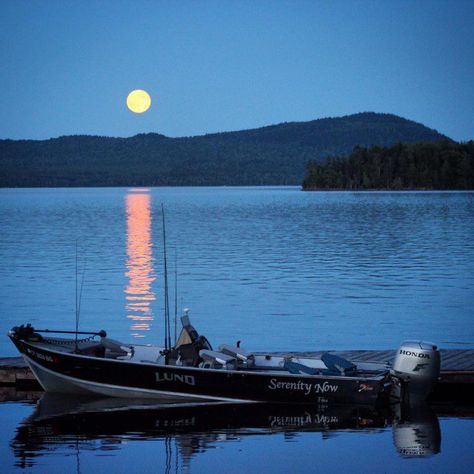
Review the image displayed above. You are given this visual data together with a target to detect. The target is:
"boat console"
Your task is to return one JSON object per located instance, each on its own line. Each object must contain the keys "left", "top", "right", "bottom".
{"left": 163, "top": 313, "right": 213, "bottom": 367}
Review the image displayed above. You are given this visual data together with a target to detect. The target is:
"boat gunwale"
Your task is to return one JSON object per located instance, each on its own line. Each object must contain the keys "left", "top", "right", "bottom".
{"left": 16, "top": 338, "right": 389, "bottom": 382}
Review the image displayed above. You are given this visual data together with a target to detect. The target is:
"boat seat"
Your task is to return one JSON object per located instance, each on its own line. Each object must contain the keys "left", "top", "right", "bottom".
{"left": 283, "top": 357, "right": 357, "bottom": 377}
{"left": 75, "top": 341, "right": 106, "bottom": 357}
{"left": 321, "top": 353, "right": 357, "bottom": 376}
{"left": 101, "top": 338, "right": 133, "bottom": 358}
{"left": 199, "top": 350, "right": 236, "bottom": 369}
{"left": 283, "top": 359, "right": 320, "bottom": 375}
{"left": 218, "top": 344, "right": 255, "bottom": 367}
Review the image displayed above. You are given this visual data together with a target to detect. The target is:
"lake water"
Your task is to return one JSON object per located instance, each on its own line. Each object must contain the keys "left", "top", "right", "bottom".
{"left": 0, "top": 187, "right": 473, "bottom": 472}
{"left": 0, "top": 391, "right": 473, "bottom": 473}
{"left": 1, "top": 187, "right": 473, "bottom": 353}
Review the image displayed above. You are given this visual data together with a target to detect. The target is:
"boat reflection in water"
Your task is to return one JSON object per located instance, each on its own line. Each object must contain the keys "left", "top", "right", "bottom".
{"left": 12, "top": 393, "right": 441, "bottom": 469}
{"left": 125, "top": 189, "right": 155, "bottom": 339}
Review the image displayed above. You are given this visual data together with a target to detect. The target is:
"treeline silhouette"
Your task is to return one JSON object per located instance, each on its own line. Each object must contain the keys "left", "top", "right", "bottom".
{"left": 302, "top": 141, "right": 474, "bottom": 190}
{"left": 1, "top": 113, "right": 450, "bottom": 187}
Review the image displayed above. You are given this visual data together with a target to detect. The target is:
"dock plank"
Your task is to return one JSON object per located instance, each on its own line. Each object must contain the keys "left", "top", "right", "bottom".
{"left": 439, "top": 350, "right": 474, "bottom": 370}
{"left": 332, "top": 349, "right": 474, "bottom": 372}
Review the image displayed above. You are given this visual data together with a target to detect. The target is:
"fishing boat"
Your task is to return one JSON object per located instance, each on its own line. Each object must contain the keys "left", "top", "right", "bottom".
{"left": 8, "top": 312, "right": 440, "bottom": 405}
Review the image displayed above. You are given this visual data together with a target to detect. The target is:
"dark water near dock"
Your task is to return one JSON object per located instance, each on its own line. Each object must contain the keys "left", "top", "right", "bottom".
{"left": 1, "top": 391, "right": 473, "bottom": 473}
{"left": 0, "top": 187, "right": 473, "bottom": 472}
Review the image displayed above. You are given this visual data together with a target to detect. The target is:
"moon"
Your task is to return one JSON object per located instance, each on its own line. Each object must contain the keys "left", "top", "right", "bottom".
{"left": 126, "top": 90, "right": 151, "bottom": 113}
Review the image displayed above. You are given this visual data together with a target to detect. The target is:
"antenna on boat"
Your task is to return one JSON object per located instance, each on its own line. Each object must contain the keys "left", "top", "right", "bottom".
{"left": 161, "top": 204, "right": 171, "bottom": 351}
{"left": 75, "top": 240, "right": 78, "bottom": 351}
{"left": 74, "top": 240, "right": 87, "bottom": 353}
{"left": 174, "top": 248, "right": 178, "bottom": 345}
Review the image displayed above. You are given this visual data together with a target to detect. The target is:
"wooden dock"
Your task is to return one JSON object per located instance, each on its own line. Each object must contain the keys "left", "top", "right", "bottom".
{"left": 0, "top": 356, "right": 39, "bottom": 388}
{"left": 333, "top": 349, "right": 474, "bottom": 400}
{"left": 1, "top": 349, "right": 473, "bottom": 400}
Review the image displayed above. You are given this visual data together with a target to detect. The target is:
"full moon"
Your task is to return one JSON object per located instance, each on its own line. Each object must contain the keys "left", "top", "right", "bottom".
{"left": 126, "top": 89, "right": 151, "bottom": 113}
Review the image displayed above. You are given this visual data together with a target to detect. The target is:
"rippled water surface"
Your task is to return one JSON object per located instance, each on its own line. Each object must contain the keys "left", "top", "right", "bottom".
{"left": 0, "top": 391, "right": 473, "bottom": 473}
{"left": 1, "top": 187, "right": 473, "bottom": 354}
{"left": 1, "top": 187, "right": 473, "bottom": 472}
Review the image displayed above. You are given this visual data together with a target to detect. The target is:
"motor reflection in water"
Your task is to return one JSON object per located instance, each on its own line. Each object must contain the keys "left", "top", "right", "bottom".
{"left": 11, "top": 393, "right": 442, "bottom": 470}
{"left": 125, "top": 189, "right": 156, "bottom": 338}
{"left": 392, "top": 403, "right": 441, "bottom": 457}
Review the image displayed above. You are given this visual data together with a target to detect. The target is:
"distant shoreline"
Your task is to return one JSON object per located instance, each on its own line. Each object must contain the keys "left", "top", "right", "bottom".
{"left": 302, "top": 187, "right": 474, "bottom": 191}
{"left": 302, "top": 141, "right": 474, "bottom": 191}
{"left": 0, "top": 112, "right": 452, "bottom": 188}
{"left": 1, "top": 185, "right": 473, "bottom": 192}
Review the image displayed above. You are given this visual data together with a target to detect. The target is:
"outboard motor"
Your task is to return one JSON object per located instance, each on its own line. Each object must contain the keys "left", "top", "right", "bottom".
{"left": 391, "top": 341, "right": 440, "bottom": 402}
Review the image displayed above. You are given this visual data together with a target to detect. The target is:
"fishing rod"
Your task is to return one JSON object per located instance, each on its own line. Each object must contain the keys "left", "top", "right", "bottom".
{"left": 161, "top": 204, "right": 171, "bottom": 351}
{"left": 74, "top": 241, "right": 87, "bottom": 352}
{"left": 174, "top": 248, "right": 178, "bottom": 345}
{"left": 75, "top": 241, "right": 79, "bottom": 351}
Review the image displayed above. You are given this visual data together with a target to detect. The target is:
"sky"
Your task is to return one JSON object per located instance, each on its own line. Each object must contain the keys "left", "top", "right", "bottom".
{"left": 1, "top": 0, "right": 473, "bottom": 142}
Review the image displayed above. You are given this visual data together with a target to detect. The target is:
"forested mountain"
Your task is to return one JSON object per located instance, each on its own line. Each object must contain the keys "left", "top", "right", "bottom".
{"left": 0, "top": 113, "right": 450, "bottom": 186}
{"left": 302, "top": 141, "right": 474, "bottom": 190}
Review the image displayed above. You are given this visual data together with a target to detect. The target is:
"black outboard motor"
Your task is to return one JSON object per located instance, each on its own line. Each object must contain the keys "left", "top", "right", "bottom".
{"left": 391, "top": 341, "right": 440, "bottom": 403}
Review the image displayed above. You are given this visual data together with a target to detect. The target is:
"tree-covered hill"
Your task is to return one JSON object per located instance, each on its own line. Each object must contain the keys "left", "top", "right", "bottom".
{"left": 302, "top": 141, "right": 474, "bottom": 190}
{"left": 0, "top": 112, "right": 450, "bottom": 187}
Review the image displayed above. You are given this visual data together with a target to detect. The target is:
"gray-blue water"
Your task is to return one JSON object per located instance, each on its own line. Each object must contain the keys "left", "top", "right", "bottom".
{"left": 1, "top": 187, "right": 473, "bottom": 353}
{"left": 0, "top": 187, "right": 473, "bottom": 472}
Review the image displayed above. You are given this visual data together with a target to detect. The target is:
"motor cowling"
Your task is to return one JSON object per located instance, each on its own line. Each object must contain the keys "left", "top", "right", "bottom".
{"left": 391, "top": 340, "right": 440, "bottom": 402}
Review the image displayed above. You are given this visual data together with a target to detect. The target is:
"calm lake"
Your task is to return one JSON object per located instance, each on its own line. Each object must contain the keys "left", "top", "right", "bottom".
{"left": 0, "top": 187, "right": 473, "bottom": 472}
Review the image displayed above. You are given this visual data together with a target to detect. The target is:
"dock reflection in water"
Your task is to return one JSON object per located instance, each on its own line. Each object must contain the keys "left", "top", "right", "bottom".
{"left": 11, "top": 393, "right": 441, "bottom": 471}
{"left": 125, "top": 189, "right": 155, "bottom": 338}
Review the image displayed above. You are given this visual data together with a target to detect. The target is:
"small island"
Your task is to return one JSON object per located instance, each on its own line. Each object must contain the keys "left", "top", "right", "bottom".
{"left": 302, "top": 141, "right": 474, "bottom": 190}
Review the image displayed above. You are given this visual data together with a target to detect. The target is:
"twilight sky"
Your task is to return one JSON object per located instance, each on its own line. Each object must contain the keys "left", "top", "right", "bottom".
{"left": 1, "top": 0, "right": 473, "bottom": 141}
